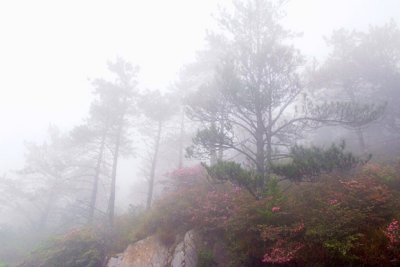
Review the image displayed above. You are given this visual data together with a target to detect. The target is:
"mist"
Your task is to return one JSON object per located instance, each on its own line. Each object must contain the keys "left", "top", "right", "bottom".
{"left": 1, "top": 0, "right": 400, "bottom": 266}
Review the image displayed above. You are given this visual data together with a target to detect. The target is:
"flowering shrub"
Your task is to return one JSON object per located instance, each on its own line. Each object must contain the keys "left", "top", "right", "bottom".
{"left": 134, "top": 162, "right": 400, "bottom": 266}
{"left": 287, "top": 170, "right": 397, "bottom": 265}
{"left": 384, "top": 219, "right": 400, "bottom": 259}
{"left": 162, "top": 164, "right": 206, "bottom": 191}
{"left": 165, "top": 164, "right": 205, "bottom": 182}
{"left": 262, "top": 240, "right": 304, "bottom": 264}
{"left": 188, "top": 186, "right": 243, "bottom": 230}
{"left": 271, "top": 206, "right": 281, "bottom": 213}
{"left": 385, "top": 219, "right": 400, "bottom": 246}
{"left": 362, "top": 162, "right": 400, "bottom": 190}
{"left": 259, "top": 222, "right": 305, "bottom": 264}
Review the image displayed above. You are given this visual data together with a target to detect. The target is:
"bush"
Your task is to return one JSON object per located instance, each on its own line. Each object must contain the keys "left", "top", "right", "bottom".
{"left": 131, "top": 162, "right": 400, "bottom": 266}
{"left": 272, "top": 142, "right": 368, "bottom": 182}
{"left": 197, "top": 249, "right": 215, "bottom": 267}
{"left": 22, "top": 228, "right": 106, "bottom": 267}
{"left": 288, "top": 172, "right": 396, "bottom": 265}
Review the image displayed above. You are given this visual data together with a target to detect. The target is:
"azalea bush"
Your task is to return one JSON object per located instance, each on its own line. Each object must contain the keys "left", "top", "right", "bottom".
{"left": 132, "top": 162, "right": 400, "bottom": 266}
{"left": 287, "top": 168, "right": 398, "bottom": 266}
{"left": 385, "top": 219, "right": 400, "bottom": 260}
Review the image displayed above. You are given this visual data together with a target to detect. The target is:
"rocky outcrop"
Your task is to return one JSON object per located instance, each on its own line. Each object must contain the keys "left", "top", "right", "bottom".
{"left": 107, "top": 230, "right": 199, "bottom": 267}
{"left": 171, "top": 230, "right": 198, "bottom": 267}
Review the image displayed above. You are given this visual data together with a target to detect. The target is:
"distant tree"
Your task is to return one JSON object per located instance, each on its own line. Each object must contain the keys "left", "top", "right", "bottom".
{"left": 70, "top": 117, "right": 110, "bottom": 224}
{"left": 314, "top": 21, "right": 400, "bottom": 153}
{"left": 91, "top": 58, "right": 139, "bottom": 226}
{"left": 15, "top": 126, "right": 86, "bottom": 231}
{"left": 184, "top": 38, "right": 233, "bottom": 165}
{"left": 185, "top": 63, "right": 232, "bottom": 165}
{"left": 186, "top": 0, "right": 381, "bottom": 191}
{"left": 139, "top": 90, "right": 177, "bottom": 209}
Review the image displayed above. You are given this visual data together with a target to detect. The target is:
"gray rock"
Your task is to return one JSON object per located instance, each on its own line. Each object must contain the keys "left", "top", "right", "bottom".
{"left": 110, "top": 235, "right": 171, "bottom": 267}
{"left": 107, "top": 254, "right": 123, "bottom": 267}
{"left": 106, "top": 230, "right": 199, "bottom": 267}
{"left": 171, "top": 230, "right": 198, "bottom": 267}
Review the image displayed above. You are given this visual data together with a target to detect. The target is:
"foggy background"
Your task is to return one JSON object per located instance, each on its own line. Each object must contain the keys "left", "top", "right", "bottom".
{"left": 1, "top": 0, "right": 400, "bottom": 212}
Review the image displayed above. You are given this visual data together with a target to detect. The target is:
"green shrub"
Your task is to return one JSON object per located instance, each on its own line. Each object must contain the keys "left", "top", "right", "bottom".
{"left": 131, "top": 162, "right": 400, "bottom": 266}
{"left": 197, "top": 249, "right": 215, "bottom": 267}
{"left": 272, "top": 142, "right": 368, "bottom": 182}
{"left": 289, "top": 172, "right": 396, "bottom": 265}
{"left": 23, "top": 228, "right": 106, "bottom": 267}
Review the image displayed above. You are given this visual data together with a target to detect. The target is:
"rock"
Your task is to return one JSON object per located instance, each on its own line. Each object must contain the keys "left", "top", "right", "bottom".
{"left": 106, "top": 230, "right": 199, "bottom": 267}
{"left": 171, "top": 230, "right": 198, "bottom": 267}
{"left": 107, "top": 254, "right": 123, "bottom": 267}
{"left": 111, "top": 235, "right": 171, "bottom": 267}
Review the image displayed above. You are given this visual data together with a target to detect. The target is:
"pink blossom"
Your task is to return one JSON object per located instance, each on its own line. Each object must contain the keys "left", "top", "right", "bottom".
{"left": 384, "top": 219, "right": 400, "bottom": 248}
{"left": 262, "top": 240, "right": 304, "bottom": 264}
{"left": 328, "top": 198, "right": 339, "bottom": 205}
{"left": 272, "top": 206, "right": 281, "bottom": 213}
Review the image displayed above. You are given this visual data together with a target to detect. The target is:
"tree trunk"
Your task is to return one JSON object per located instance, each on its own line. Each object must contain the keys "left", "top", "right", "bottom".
{"left": 255, "top": 107, "right": 266, "bottom": 188}
{"left": 88, "top": 132, "right": 106, "bottom": 224}
{"left": 255, "top": 130, "right": 265, "bottom": 186}
{"left": 108, "top": 126, "right": 122, "bottom": 227}
{"left": 146, "top": 121, "right": 163, "bottom": 210}
{"left": 38, "top": 188, "right": 57, "bottom": 231}
{"left": 265, "top": 104, "right": 273, "bottom": 185}
{"left": 347, "top": 85, "right": 368, "bottom": 153}
{"left": 217, "top": 117, "right": 225, "bottom": 161}
{"left": 178, "top": 109, "right": 185, "bottom": 169}
{"left": 355, "top": 127, "right": 367, "bottom": 154}
{"left": 210, "top": 121, "right": 218, "bottom": 166}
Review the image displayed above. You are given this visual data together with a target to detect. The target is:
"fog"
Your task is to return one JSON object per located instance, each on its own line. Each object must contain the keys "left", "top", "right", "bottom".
{"left": 1, "top": 0, "right": 400, "bottom": 266}
{"left": 2, "top": 0, "right": 399, "bottom": 172}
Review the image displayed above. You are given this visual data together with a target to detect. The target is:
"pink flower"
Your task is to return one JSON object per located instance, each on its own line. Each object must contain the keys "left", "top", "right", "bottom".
{"left": 328, "top": 198, "right": 339, "bottom": 205}
{"left": 262, "top": 241, "right": 304, "bottom": 264}
{"left": 272, "top": 207, "right": 281, "bottom": 213}
{"left": 385, "top": 219, "right": 400, "bottom": 247}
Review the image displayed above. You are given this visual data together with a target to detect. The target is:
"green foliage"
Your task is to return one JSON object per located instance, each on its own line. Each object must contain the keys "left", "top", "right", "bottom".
{"left": 272, "top": 142, "right": 368, "bottom": 181}
{"left": 105, "top": 161, "right": 400, "bottom": 266}
{"left": 362, "top": 162, "right": 400, "bottom": 190}
{"left": 131, "top": 181, "right": 203, "bottom": 244}
{"left": 110, "top": 205, "right": 145, "bottom": 253}
{"left": 186, "top": 126, "right": 231, "bottom": 160}
{"left": 288, "top": 169, "right": 396, "bottom": 265}
{"left": 203, "top": 161, "right": 261, "bottom": 198}
{"left": 197, "top": 249, "right": 215, "bottom": 267}
{"left": 24, "top": 228, "right": 105, "bottom": 267}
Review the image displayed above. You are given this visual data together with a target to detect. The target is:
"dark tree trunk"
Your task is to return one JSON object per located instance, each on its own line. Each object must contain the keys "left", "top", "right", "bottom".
{"left": 217, "top": 117, "right": 225, "bottom": 161}
{"left": 355, "top": 127, "right": 367, "bottom": 154}
{"left": 178, "top": 110, "right": 185, "bottom": 169}
{"left": 38, "top": 188, "right": 57, "bottom": 231}
{"left": 88, "top": 132, "right": 106, "bottom": 224}
{"left": 146, "top": 120, "right": 163, "bottom": 210}
{"left": 108, "top": 125, "right": 122, "bottom": 227}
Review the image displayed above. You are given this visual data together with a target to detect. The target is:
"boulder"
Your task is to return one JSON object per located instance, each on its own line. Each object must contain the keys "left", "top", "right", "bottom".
{"left": 107, "top": 230, "right": 199, "bottom": 267}
{"left": 171, "top": 230, "right": 198, "bottom": 267}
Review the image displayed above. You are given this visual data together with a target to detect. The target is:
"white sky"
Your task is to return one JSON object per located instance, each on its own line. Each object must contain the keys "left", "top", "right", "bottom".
{"left": 0, "top": 0, "right": 399, "bottom": 205}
